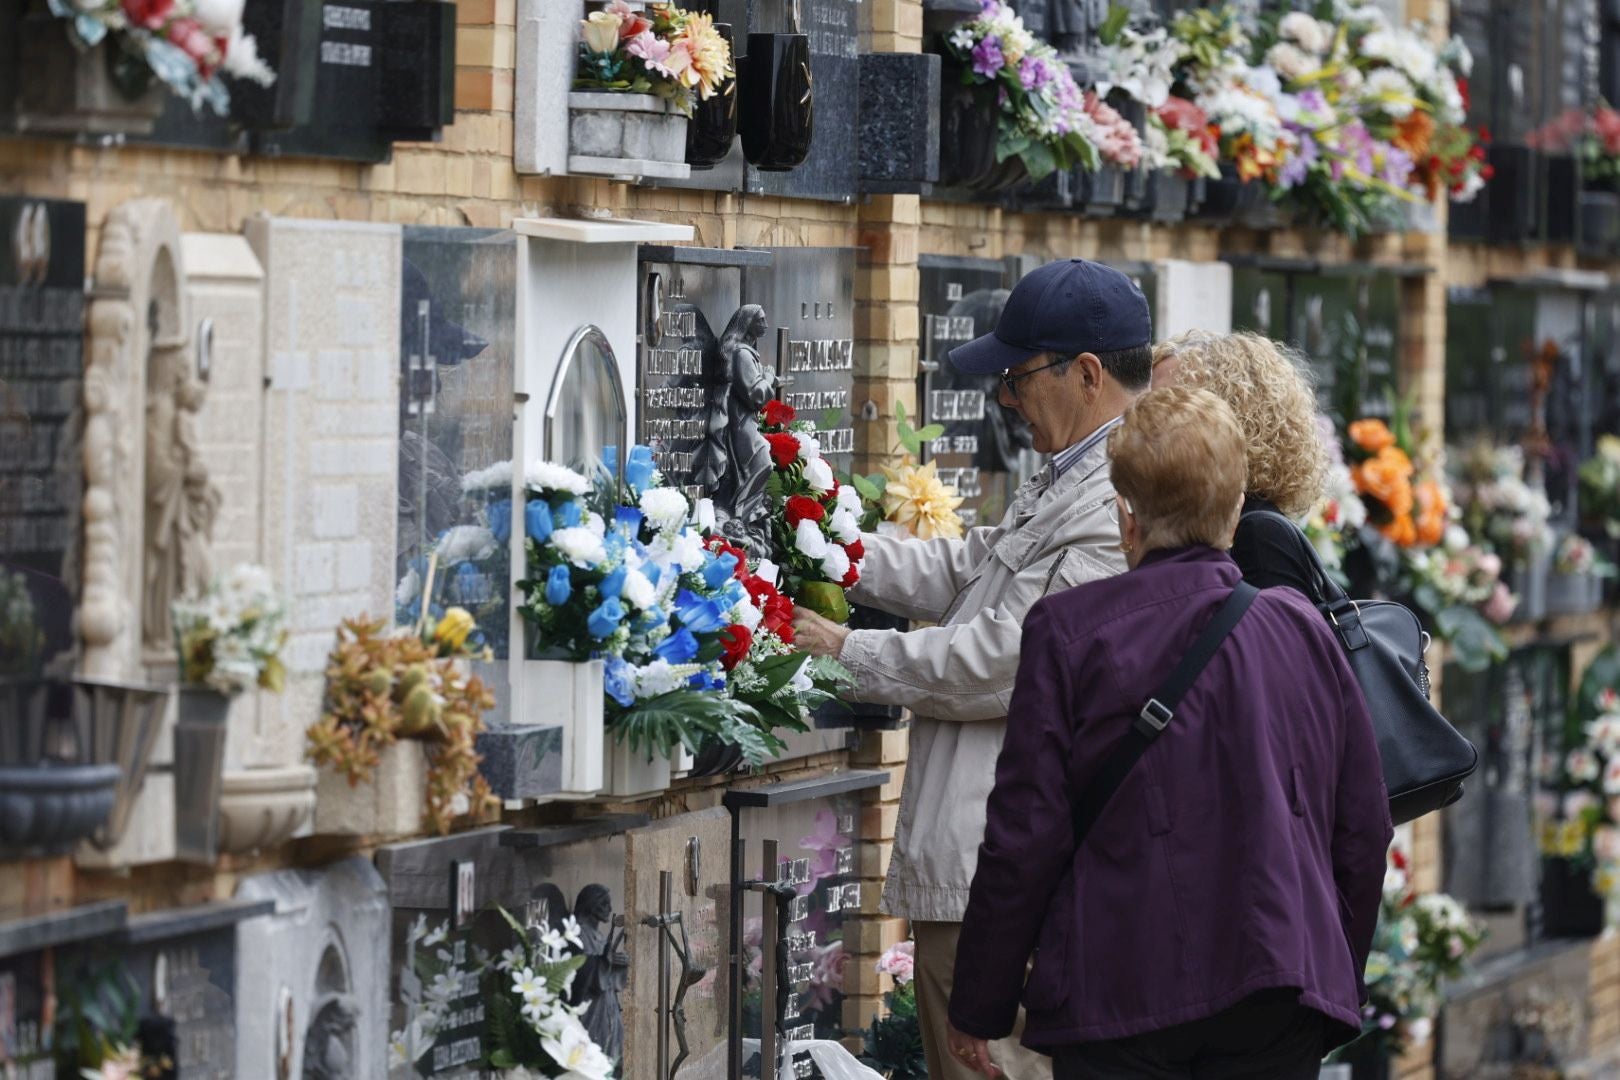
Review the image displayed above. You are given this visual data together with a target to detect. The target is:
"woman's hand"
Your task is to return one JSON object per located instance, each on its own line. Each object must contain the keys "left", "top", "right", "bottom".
{"left": 946, "top": 1024, "right": 1001, "bottom": 1078}
{"left": 791, "top": 607, "right": 850, "bottom": 658}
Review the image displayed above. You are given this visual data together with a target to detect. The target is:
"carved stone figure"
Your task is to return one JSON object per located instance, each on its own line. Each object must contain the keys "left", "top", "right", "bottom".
{"left": 569, "top": 884, "right": 629, "bottom": 1063}
{"left": 691, "top": 304, "right": 775, "bottom": 553}
{"left": 142, "top": 328, "right": 220, "bottom": 652}
{"left": 302, "top": 994, "right": 359, "bottom": 1080}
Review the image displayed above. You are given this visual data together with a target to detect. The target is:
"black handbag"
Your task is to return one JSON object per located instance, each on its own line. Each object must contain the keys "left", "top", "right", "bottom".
{"left": 1253, "top": 511, "right": 1479, "bottom": 825}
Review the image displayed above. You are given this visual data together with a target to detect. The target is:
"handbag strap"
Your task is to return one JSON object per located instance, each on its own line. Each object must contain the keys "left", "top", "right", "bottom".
{"left": 1069, "top": 581, "right": 1260, "bottom": 848}
{"left": 1245, "top": 509, "right": 1371, "bottom": 651}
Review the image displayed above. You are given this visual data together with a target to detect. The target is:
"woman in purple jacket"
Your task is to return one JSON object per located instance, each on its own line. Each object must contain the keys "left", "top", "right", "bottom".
{"left": 945, "top": 386, "right": 1392, "bottom": 1079}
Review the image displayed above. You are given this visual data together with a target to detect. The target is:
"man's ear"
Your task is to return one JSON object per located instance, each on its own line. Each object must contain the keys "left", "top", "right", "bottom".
{"left": 1077, "top": 352, "right": 1104, "bottom": 398}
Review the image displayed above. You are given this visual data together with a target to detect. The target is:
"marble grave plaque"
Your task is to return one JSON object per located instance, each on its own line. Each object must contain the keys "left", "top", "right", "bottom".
{"left": 748, "top": 0, "right": 861, "bottom": 203}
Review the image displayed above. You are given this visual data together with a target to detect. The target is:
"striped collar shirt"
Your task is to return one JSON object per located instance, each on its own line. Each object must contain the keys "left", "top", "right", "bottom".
{"left": 1050, "top": 416, "right": 1123, "bottom": 480}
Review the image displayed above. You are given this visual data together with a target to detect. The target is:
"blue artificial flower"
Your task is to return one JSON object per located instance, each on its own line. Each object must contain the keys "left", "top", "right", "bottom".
{"left": 587, "top": 597, "right": 626, "bottom": 639}
{"left": 604, "top": 656, "right": 637, "bottom": 708}
{"left": 688, "top": 669, "right": 725, "bottom": 692}
{"left": 625, "top": 445, "right": 657, "bottom": 493}
{"left": 635, "top": 605, "right": 665, "bottom": 633}
{"left": 455, "top": 562, "right": 490, "bottom": 604}
{"left": 526, "top": 500, "right": 554, "bottom": 543}
{"left": 601, "top": 444, "right": 620, "bottom": 476}
{"left": 616, "top": 505, "right": 645, "bottom": 536}
{"left": 487, "top": 499, "right": 513, "bottom": 545}
{"left": 559, "top": 500, "right": 583, "bottom": 528}
{"left": 702, "top": 551, "right": 739, "bottom": 589}
{"left": 599, "top": 567, "right": 627, "bottom": 600}
{"left": 655, "top": 627, "right": 700, "bottom": 664}
{"left": 544, "top": 564, "right": 572, "bottom": 606}
{"left": 673, "top": 589, "right": 728, "bottom": 634}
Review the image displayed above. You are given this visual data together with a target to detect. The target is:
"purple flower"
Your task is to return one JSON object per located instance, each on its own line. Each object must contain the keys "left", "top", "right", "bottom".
{"left": 972, "top": 35, "right": 1004, "bottom": 78}
{"left": 1381, "top": 144, "right": 1414, "bottom": 187}
{"left": 1298, "top": 88, "right": 1328, "bottom": 115}
{"left": 1019, "top": 55, "right": 1051, "bottom": 90}
{"left": 978, "top": 0, "right": 1000, "bottom": 15}
{"left": 1279, "top": 129, "right": 1317, "bottom": 188}
{"left": 1378, "top": 1013, "right": 1398, "bottom": 1030}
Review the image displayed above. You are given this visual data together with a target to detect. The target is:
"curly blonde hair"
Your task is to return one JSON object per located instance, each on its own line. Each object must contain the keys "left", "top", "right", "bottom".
{"left": 1152, "top": 331, "right": 1327, "bottom": 518}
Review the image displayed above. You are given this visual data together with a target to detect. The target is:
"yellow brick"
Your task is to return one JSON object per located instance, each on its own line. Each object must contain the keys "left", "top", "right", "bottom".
{"left": 861, "top": 802, "right": 899, "bottom": 840}
{"left": 858, "top": 839, "right": 893, "bottom": 879}
{"left": 444, "top": 155, "right": 475, "bottom": 199}
{"left": 845, "top": 914, "right": 908, "bottom": 956}
{"left": 842, "top": 993, "right": 884, "bottom": 1036}
{"left": 858, "top": 265, "right": 920, "bottom": 303}
{"left": 396, "top": 152, "right": 446, "bottom": 195}
{"left": 852, "top": 728, "right": 909, "bottom": 766}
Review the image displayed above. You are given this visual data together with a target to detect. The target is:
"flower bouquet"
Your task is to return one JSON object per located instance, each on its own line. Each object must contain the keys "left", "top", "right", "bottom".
{"left": 1538, "top": 658, "right": 1620, "bottom": 934}
{"left": 45, "top": 0, "right": 275, "bottom": 114}
{"left": 1302, "top": 414, "right": 1369, "bottom": 582}
{"left": 757, "top": 402, "right": 869, "bottom": 625}
{"left": 1580, "top": 103, "right": 1620, "bottom": 189}
{"left": 171, "top": 562, "right": 289, "bottom": 694}
{"left": 485, "top": 908, "right": 615, "bottom": 1080}
{"left": 1578, "top": 434, "right": 1620, "bottom": 538}
{"left": 846, "top": 401, "right": 965, "bottom": 543}
{"left": 939, "top": 0, "right": 1102, "bottom": 181}
{"left": 1095, "top": 10, "right": 1220, "bottom": 179}
{"left": 1452, "top": 443, "right": 1555, "bottom": 568}
{"left": 304, "top": 606, "right": 499, "bottom": 835}
{"left": 574, "top": 0, "right": 733, "bottom": 116}
{"left": 859, "top": 941, "right": 925, "bottom": 1080}
{"left": 395, "top": 460, "right": 513, "bottom": 658}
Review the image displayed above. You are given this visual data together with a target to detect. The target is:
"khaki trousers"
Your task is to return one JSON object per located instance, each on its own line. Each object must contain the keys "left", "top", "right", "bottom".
{"left": 912, "top": 920, "right": 1052, "bottom": 1080}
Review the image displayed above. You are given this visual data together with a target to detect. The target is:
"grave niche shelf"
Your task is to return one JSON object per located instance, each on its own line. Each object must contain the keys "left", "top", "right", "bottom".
{"left": 0, "top": 900, "right": 126, "bottom": 960}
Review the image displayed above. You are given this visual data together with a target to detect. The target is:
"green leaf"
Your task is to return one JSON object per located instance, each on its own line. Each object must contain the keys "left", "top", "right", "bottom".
{"left": 750, "top": 652, "right": 812, "bottom": 698}
{"left": 894, "top": 401, "right": 908, "bottom": 426}
{"left": 1099, "top": 3, "right": 1130, "bottom": 45}
{"left": 913, "top": 423, "right": 946, "bottom": 444}
{"left": 1019, "top": 140, "right": 1059, "bottom": 182}
{"left": 851, "top": 473, "right": 883, "bottom": 503}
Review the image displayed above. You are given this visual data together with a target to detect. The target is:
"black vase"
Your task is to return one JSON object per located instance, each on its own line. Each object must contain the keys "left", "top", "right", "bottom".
{"left": 1194, "top": 164, "right": 1244, "bottom": 223}
{"left": 738, "top": 32, "right": 814, "bottom": 171}
{"left": 1539, "top": 855, "right": 1606, "bottom": 938}
{"left": 686, "top": 22, "right": 738, "bottom": 169}
{"left": 936, "top": 61, "right": 1000, "bottom": 189}
{"left": 689, "top": 736, "right": 745, "bottom": 778}
{"left": 229, "top": 0, "right": 322, "bottom": 130}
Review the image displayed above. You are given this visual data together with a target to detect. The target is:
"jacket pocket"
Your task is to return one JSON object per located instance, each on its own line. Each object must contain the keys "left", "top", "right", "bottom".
{"left": 1021, "top": 877, "right": 1074, "bottom": 1012}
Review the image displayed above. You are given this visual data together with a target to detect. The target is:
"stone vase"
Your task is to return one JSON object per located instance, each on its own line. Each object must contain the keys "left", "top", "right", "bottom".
{"left": 567, "top": 91, "right": 691, "bottom": 181}
{"left": 1508, "top": 552, "right": 1550, "bottom": 622}
{"left": 738, "top": 31, "right": 814, "bottom": 172}
{"left": 74, "top": 677, "right": 169, "bottom": 851}
{"left": 521, "top": 658, "right": 604, "bottom": 795}
{"left": 8, "top": 10, "right": 166, "bottom": 135}
{"left": 605, "top": 737, "right": 673, "bottom": 799}
{"left": 685, "top": 22, "right": 737, "bottom": 169}
{"left": 1080, "top": 166, "right": 1127, "bottom": 217}
{"left": 313, "top": 739, "right": 430, "bottom": 838}
{"left": 217, "top": 764, "right": 317, "bottom": 854}
{"left": 0, "top": 760, "right": 121, "bottom": 854}
{"left": 174, "top": 686, "right": 232, "bottom": 863}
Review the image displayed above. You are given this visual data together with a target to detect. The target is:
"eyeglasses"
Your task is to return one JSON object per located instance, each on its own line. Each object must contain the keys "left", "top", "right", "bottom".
{"left": 998, "top": 355, "right": 1073, "bottom": 399}
{"left": 1106, "top": 495, "right": 1134, "bottom": 525}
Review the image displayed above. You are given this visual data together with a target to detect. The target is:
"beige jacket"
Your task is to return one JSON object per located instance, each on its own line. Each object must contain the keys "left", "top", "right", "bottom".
{"left": 840, "top": 439, "right": 1126, "bottom": 922}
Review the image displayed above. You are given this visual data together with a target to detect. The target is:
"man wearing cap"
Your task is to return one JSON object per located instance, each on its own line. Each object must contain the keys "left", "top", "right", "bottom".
{"left": 793, "top": 260, "right": 1153, "bottom": 1079}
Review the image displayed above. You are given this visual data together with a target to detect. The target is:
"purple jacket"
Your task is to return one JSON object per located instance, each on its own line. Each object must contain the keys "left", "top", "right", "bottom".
{"left": 949, "top": 546, "right": 1391, "bottom": 1052}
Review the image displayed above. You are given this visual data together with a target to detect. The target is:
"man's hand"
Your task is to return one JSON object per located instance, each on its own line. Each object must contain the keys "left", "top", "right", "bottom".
{"left": 791, "top": 607, "right": 851, "bottom": 659}
{"left": 946, "top": 1024, "right": 1001, "bottom": 1078}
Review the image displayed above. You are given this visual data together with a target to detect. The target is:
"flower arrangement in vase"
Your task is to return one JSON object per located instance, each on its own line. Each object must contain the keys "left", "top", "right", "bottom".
{"left": 486, "top": 907, "right": 614, "bottom": 1080}
{"left": 45, "top": 0, "right": 275, "bottom": 113}
{"left": 1095, "top": 10, "right": 1220, "bottom": 179}
{"left": 574, "top": 0, "right": 733, "bottom": 115}
{"left": 304, "top": 606, "right": 498, "bottom": 835}
{"left": 1578, "top": 434, "right": 1620, "bottom": 538}
{"left": 859, "top": 940, "right": 925, "bottom": 1080}
{"left": 1301, "top": 414, "right": 1369, "bottom": 583}
{"left": 938, "top": 0, "right": 1103, "bottom": 181}
{"left": 1538, "top": 653, "right": 1620, "bottom": 934}
{"left": 844, "top": 402, "right": 966, "bottom": 544}
{"left": 171, "top": 562, "right": 289, "bottom": 694}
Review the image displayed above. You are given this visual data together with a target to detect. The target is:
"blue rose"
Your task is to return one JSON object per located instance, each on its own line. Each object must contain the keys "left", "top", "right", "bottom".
{"left": 655, "top": 627, "right": 700, "bottom": 663}
{"left": 544, "top": 564, "right": 572, "bottom": 606}
{"left": 688, "top": 669, "right": 725, "bottom": 692}
{"left": 636, "top": 605, "right": 665, "bottom": 633}
{"left": 587, "top": 597, "right": 626, "bottom": 639}
{"left": 616, "top": 506, "right": 645, "bottom": 536}
{"left": 488, "top": 499, "right": 513, "bottom": 545}
{"left": 625, "top": 445, "right": 657, "bottom": 493}
{"left": 601, "top": 444, "right": 620, "bottom": 476}
{"left": 673, "top": 589, "right": 727, "bottom": 634}
{"left": 526, "top": 500, "right": 554, "bottom": 543}
{"left": 599, "top": 567, "right": 627, "bottom": 599}
{"left": 559, "top": 500, "right": 583, "bottom": 528}
{"left": 604, "top": 657, "right": 637, "bottom": 708}
{"left": 455, "top": 562, "right": 489, "bottom": 604}
{"left": 702, "top": 551, "right": 739, "bottom": 589}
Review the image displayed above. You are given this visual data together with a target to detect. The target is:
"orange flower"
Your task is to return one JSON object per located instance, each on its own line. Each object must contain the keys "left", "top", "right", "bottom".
{"left": 1348, "top": 418, "right": 1396, "bottom": 454}
{"left": 1354, "top": 446, "right": 1415, "bottom": 517}
{"left": 1394, "top": 111, "right": 1435, "bottom": 160}
{"left": 1382, "top": 513, "right": 1418, "bottom": 547}
{"left": 1414, "top": 479, "right": 1448, "bottom": 547}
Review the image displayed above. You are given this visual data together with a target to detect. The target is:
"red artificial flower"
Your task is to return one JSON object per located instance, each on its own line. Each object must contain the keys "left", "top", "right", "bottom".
{"left": 785, "top": 495, "right": 826, "bottom": 527}
{"left": 843, "top": 538, "right": 865, "bottom": 562}
{"left": 840, "top": 564, "right": 860, "bottom": 588}
{"left": 745, "top": 575, "right": 779, "bottom": 607}
{"left": 762, "top": 593, "right": 795, "bottom": 638}
{"left": 122, "top": 0, "right": 173, "bottom": 29}
{"left": 167, "top": 17, "right": 217, "bottom": 73}
{"left": 719, "top": 624, "right": 753, "bottom": 670}
{"left": 1481, "top": 163, "right": 1496, "bottom": 180}
{"left": 1456, "top": 77, "right": 1470, "bottom": 113}
{"left": 618, "top": 9, "right": 651, "bottom": 39}
{"left": 762, "top": 400, "right": 796, "bottom": 428}
{"left": 1477, "top": 125, "right": 1491, "bottom": 144}
{"left": 1391, "top": 847, "right": 1408, "bottom": 872}
{"left": 765, "top": 432, "right": 800, "bottom": 469}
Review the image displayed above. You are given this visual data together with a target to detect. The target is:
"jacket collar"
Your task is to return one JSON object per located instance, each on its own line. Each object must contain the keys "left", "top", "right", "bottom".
{"left": 1136, "top": 544, "right": 1234, "bottom": 569}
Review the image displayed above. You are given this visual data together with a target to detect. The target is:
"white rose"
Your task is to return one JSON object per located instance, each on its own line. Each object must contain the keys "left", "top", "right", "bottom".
{"left": 640, "top": 487, "right": 690, "bottom": 533}
{"left": 821, "top": 545, "right": 851, "bottom": 583}
{"left": 829, "top": 508, "right": 861, "bottom": 544}
{"left": 621, "top": 568, "right": 657, "bottom": 610}
{"left": 1264, "top": 42, "right": 1316, "bottom": 82}
{"left": 804, "top": 456, "right": 835, "bottom": 493}
{"left": 193, "top": 0, "right": 245, "bottom": 34}
{"left": 695, "top": 498, "right": 717, "bottom": 531}
{"left": 550, "top": 527, "right": 607, "bottom": 569}
{"left": 755, "top": 559, "right": 781, "bottom": 586}
{"left": 732, "top": 597, "right": 764, "bottom": 631}
{"left": 835, "top": 484, "right": 863, "bottom": 516}
{"left": 794, "top": 432, "right": 822, "bottom": 461}
{"left": 794, "top": 519, "right": 829, "bottom": 559}
{"left": 437, "top": 525, "right": 497, "bottom": 564}
{"left": 670, "top": 529, "right": 708, "bottom": 572}
{"left": 526, "top": 460, "right": 592, "bottom": 496}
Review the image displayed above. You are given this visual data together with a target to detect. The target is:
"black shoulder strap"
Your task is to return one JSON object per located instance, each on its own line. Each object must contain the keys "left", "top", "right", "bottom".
{"left": 1069, "top": 581, "right": 1260, "bottom": 848}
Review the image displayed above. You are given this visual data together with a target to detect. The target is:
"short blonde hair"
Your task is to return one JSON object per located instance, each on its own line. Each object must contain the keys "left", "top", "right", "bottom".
{"left": 1152, "top": 331, "right": 1327, "bottom": 518}
{"left": 1109, "top": 387, "right": 1247, "bottom": 551}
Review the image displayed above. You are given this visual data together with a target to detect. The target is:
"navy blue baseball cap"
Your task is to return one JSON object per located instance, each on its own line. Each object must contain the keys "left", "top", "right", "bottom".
{"left": 948, "top": 258, "right": 1152, "bottom": 375}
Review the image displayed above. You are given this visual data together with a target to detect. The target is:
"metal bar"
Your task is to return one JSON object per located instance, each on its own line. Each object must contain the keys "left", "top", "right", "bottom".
{"left": 728, "top": 819, "right": 743, "bottom": 1080}
{"left": 657, "top": 870, "right": 673, "bottom": 1080}
{"left": 760, "top": 839, "right": 780, "bottom": 1080}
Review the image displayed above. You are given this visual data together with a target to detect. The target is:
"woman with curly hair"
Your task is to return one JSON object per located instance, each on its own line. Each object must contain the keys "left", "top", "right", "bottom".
{"left": 1152, "top": 331, "right": 1328, "bottom": 596}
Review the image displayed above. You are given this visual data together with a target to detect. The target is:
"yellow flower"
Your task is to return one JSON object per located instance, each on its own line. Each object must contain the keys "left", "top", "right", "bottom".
{"left": 433, "top": 607, "right": 476, "bottom": 653}
{"left": 880, "top": 459, "right": 965, "bottom": 541}
{"left": 677, "top": 11, "right": 733, "bottom": 98}
{"left": 580, "top": 10, "right": 624, "bottom": 54}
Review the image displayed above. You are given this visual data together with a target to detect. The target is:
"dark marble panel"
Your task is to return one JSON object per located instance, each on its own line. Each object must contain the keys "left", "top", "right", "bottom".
{"left": 858, "top": 53, "right": 941, "bottom": 193}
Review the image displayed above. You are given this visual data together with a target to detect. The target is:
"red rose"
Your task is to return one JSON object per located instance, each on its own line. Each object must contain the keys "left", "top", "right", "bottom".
{"left": 719, "top": 624, "right": 753, "bottom": 670}
{"left": 762, "top": 400, "right": 796, "bottom": 428}
{"left": 777, "top": 622, "right": 796, "bottom": 644}
{"left": 843, "top": 538, "right": 865, "bottom": 562}
{"left": 765, "top": 433, "right": 800, "bottom": 468}
{"left": 166, "top": 17, "right": 217, "bottom": 72}
{"left": 122, "top": 0, "right": 173, "bottom": 29}
{"left": 840, "top": 564, "right": 859, "bottom": 588}
{"left": 762, "top": 593, "right": 795, "bottom": 637}
{"left": 745, "top": 576, "right": 779, "bottom": 606}
{"left": 785, "top": 495, "right": 826, "bottom": 527}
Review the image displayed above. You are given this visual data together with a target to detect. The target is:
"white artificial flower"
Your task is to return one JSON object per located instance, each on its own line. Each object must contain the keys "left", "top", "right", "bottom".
{"left": 1442, "top": 525, "right": 1470, "bottom": 555}
{"left": 669, "top": 528, "right": 708, "bottom": 572}
{"left": 1405, "top": 1017, "right": 1434, "bottom": 1046}
{"left": 949, "top": 25, "right": 975, "bottom": 51}
{"left": 582, "top": 510, "right": 606, "bottom": 540}
{"left": 635, "top": 659, "right": 685, "bottom": 698}
{"left": 541, "top": 1015, "right": 614, "bottom": 1080}
{"left": 821, "top": 545, "right": 851, "bottom": 583}
{"left": 496, "top": 946, "right": 526, "bottom": 973}
{"left": 789, "top": 665, "right": 815, "bottom": 694}
{"left": 526, "top": 460, "right": 592, "bottom": 496}
{"left": 695, "top": 498, "right": 717, "bottom": 531}
{"left": 1278, "top": 12, "right": 1330, "bottom": 55}
{"left": 550, "top": 527, "right": 607, "bottom": 569}
{"left": 829, "top": 508, "right": 861, "bottom": 545}
{"left": 1606, "top": 757, "right": 1620, "bottom": 796}
{"left": 1265, "top": 42, "right": 1316, "bottom": 81}
{"left": 395, "top": 566, "right": 422, "bottom": 608}
{"left": 621, "top": 568, "right": 657, "bottom": 610}
{"left": 640, "top": 487, "right": 690, "bottom": 533}
{"left": 793, "top": 432, "right": 822, "bottom": 461}
{"left": 732, "top": 597, "right": 764, "bottom": 631}
{"left": 794, "top": 519, "right": 829, "bottom": 559}
{"left": 562, "top": 915, "right": 584, "bottom": 949}
{"left": 193, "top": 0, "right": 244, "bottom": 34}
{"left": 1360, "top": 29, "right": 1435, "bottom": 85}
{"left": 1364, "top": 68, "right": 1416, "bottom": 117}
{"left": 755, "top": 559, "right": 780, "bottom": 585}
{"left": 835, "top": 484, "right": 863, "bottom": 516}
{"left": 1565, "top": 789, "right": 1599, "bottom": 818}
{"left": 1568, "top": 748, "right": 1602, "bottom": 784}
{"left": 422, "top": 922, "right": 449, "bottom": 948}
{"left": 461, "top": 460, "right": 514, "bottom": 494}
{"left": 438, "top": 525, "right": 497, "bottom": 564}
{"left": 804, "top": 456, "right": 835, "bottom": 493}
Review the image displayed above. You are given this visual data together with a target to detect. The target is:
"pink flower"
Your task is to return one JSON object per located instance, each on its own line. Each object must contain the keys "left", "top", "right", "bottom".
{"left": 876, "top": 940, "right": 915, "bottom": 985}
{"left": 1482, "top": 581, "right": 1517, "bottom": 624}
{"left": 166, "top": 17, "right": 220, "bottom": 75}
{"left": 627, "top": 29, "right": 672, "bottom": 70}
{"left": 1595, "top": 826, "right": 1620, "bottom": 862}
{"left": 804, "top": 941, "right": 848, "bottom": 1011}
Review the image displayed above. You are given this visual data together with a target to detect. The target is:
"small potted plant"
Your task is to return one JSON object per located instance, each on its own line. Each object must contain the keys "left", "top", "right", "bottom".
{"left": 170, "top": 562, "right": 288, "bottom": 862}
{"left": 305, "top": 606, "right": 499, "bottom": 837}
{"left": 570, "top": 0, "right": 734, "bottom": 181}
{"left": 859, "top": 941, "right": 923, "bottom": 1078}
